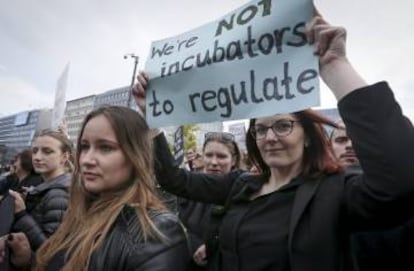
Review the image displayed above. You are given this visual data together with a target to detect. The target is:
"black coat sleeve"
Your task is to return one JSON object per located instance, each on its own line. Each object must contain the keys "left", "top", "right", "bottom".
{"left": 0, "top": 177, "right": 10, "bottom": 195}
{"left": 0, "top": 175, "right": 17, "bottom": 195}
{"left": 153, "top": 133, "right": 240, "bottom": 205}
{"left": 12, "top": 188, "right": 68, "bottom": 250}
{"left": 340, "top": 82, "right": 414, "bottom": 230}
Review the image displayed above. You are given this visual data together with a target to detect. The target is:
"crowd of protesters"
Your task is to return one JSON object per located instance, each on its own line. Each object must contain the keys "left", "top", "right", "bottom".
{"left": 0, "top": 10, "right": 413, "bottom": 271}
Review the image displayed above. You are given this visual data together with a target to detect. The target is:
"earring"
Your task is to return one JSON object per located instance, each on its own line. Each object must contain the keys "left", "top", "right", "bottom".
{"left": 304, "top": 141, "right": 310, "bottom": 148}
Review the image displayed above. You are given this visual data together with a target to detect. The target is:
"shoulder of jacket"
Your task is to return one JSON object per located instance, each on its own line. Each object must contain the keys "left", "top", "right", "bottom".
{"left": 30, "top": 175, "right": 70, "bottom": 195}
{"left": 232, "top": 172, "right": 264, "bottom": 192}
{"left": 114, "top": 207, "right": 186, "bottom": 257}
{"left": 89, "top": 208, "right": 188, "bottom": 270}
{"left": 237, "top": 171, "right": 260, "bottom": 181}
{"left": 120, "top": 206, "right": 181, "bottom": 236}
{"left": 42, "top": 186, "right": 69, "bottom": 199}
{"left": 150, "top": 210, "right": 180, "bottom": 225}
{"left": 30, "top": 187, "right": 69, "bottom": 211}
{"left": 152, "top": 212, "right": 186, "bottom": 241}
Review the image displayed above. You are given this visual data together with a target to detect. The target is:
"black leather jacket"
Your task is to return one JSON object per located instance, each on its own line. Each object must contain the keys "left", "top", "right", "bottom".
{"left": 87, "top": 206, "right": 191, "bottom": 271}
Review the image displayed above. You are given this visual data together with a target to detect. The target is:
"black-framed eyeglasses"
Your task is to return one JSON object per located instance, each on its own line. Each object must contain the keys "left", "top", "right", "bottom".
{"left": 204, "top": 132, "right": 235, "bottom": 142}
{"left": 251, "top": 119, "right": 299, "bottom": 140}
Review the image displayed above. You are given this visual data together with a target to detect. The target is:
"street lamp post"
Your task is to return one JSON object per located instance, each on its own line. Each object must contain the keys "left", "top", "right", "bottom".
{"left": 124, "top": 53, "right": 139, "bottom": 108}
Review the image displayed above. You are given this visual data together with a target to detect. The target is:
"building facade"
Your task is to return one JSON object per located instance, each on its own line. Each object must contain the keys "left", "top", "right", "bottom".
{"left": 94, "top": 85, "right": 140, "bottom": 111}
{"left": 64, "top": 86, "right": 139, "bottom": 145}
{"left": 64, "top": 95, "right": 96, "bottom": 145}
{"left": 94, "top": 86, "right": 129, "bottom": 108}
{"left": 0, "top": 109, "right": 52, "bottom": 166}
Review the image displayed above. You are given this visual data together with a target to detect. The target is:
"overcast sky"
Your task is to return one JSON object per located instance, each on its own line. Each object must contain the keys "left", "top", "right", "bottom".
{"left": 1, "top": 0, "right": 413, "bottom": 121}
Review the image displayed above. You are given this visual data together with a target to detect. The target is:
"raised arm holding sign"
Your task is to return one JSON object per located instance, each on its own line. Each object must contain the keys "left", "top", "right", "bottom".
{"left": 132, "top": 8, "right": 414, "bottom": 271}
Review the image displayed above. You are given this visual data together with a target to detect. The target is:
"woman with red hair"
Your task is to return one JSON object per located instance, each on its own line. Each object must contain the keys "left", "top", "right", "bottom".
{"left": 133, "top": 14, "right": 414, "bottom": 271}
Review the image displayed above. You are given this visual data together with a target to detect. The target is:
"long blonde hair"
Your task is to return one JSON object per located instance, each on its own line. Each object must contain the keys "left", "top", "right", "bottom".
{"left": 35, "top": 106, "right": 166, "bottom": 271}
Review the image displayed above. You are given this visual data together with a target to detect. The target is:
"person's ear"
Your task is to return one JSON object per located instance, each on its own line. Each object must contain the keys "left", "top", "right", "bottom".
{"left": 61, "top": 152, "right": 69, "bottom": 164}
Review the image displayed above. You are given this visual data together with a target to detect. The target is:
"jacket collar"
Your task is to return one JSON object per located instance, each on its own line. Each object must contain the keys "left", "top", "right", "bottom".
{"left": 232, "top": 173, "right": 305, "bottom": 202}
{"left": 288, "top": 176, "right": 321, "bottom": 250}
{"left": 30, "top": 173, "right": 71, "bottom": 195}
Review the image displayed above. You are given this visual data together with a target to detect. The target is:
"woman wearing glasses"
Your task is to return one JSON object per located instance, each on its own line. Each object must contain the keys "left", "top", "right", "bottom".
{"left": 179, "top": 131, "right": 242, "bottom": 270}
{"left": 133, "top": 15, "right": 414, "bottom": 271}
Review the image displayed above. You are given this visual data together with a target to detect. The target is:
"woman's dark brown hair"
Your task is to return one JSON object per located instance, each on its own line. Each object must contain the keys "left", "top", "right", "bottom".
{"left": 15, "top": 149, "right": 35, "bottom": 174}
{"left": 246, "top": 109, "right": 342, "bottom": 179}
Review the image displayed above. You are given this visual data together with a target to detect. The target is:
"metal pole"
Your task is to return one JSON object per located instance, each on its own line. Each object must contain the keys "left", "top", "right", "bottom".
{"left": 124, "top": 54, "right": 139, "bottom": 108}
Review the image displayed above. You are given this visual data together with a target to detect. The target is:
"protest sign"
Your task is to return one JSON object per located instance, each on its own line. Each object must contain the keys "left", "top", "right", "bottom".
{"left": 228, "top": 122, "right": 247, "bottom": 151}
{"left": 145, "top": 0, "right": 318, "bottom": 127}
{"left": 51, "top": 63, "right": 70, "bottom": 129}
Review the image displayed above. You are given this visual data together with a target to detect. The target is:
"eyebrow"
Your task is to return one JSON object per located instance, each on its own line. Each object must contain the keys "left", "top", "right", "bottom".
{"left": 36, "top": 146, "right": 54, "bottom": 152}
{"left": 81, "top": 138, "right": 119, "bottom": 146}
{"left": 256, "top": 118, "right": 297, "bottom": 125}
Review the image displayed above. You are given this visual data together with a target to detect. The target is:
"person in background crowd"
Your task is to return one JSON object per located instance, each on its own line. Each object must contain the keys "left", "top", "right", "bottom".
{"left": 184, "top": 149, "right": 205, "bottom": 172}
{"left": 0, "top": 130, "right": 73, "bottom": 270}
{"left": 0, "top": 150, "right": 43, "bottom": 196}
{"left": 184, "top": 147, "right": 197, "bottom": 171}
{"left": 330, "top": 119, "right": 414, "bottom": 271}
{"left": 179, "top": 132, "right": 242, "bottom": 270}
{"left": 31, "top": 106, "right": 190, "bottom": 270}
{"left": 133, "top": 12, "right": 414, "bottom": 271}
{"left": 202, "top": 132, "right": 241, "bottom": 176}
{"left": 330, "top": 120, "right": 360, "bottom": 169}
{"left": 9, "top": 131, "right": 73, "bottom": 250}
{"left": 57, "top": 119, "right": 70, "bottom": 140}
{"left": 0, "top": 160, "right": 18, "bottom": 196}
{"left": 191, "top": 152, "right": 204, "bottom": 173}
{"left": 249, "top": 164, "right": 260, "bottom": 174}
{"left": 239, "top": 151, "right": 252, "bottom": 172}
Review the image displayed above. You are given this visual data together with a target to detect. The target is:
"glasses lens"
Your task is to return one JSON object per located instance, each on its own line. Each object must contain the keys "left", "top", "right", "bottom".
{"left": 273, "top": 120, "right": 293, "bottom": 136}
{"left": 253, "top": 120, "right": 295, "bottom": 139}
{"left": 253, "top": 125, "right": 267, "bottom": 139}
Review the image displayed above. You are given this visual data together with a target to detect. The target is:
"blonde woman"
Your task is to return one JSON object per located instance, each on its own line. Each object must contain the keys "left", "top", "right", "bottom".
{"left": 10, "top": 130, "right": 73, "bottom": 251}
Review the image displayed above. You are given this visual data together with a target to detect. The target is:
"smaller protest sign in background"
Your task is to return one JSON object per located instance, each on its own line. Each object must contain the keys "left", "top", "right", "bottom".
{"left": 173, "top": 125, "right": 184, "bottom": 165}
